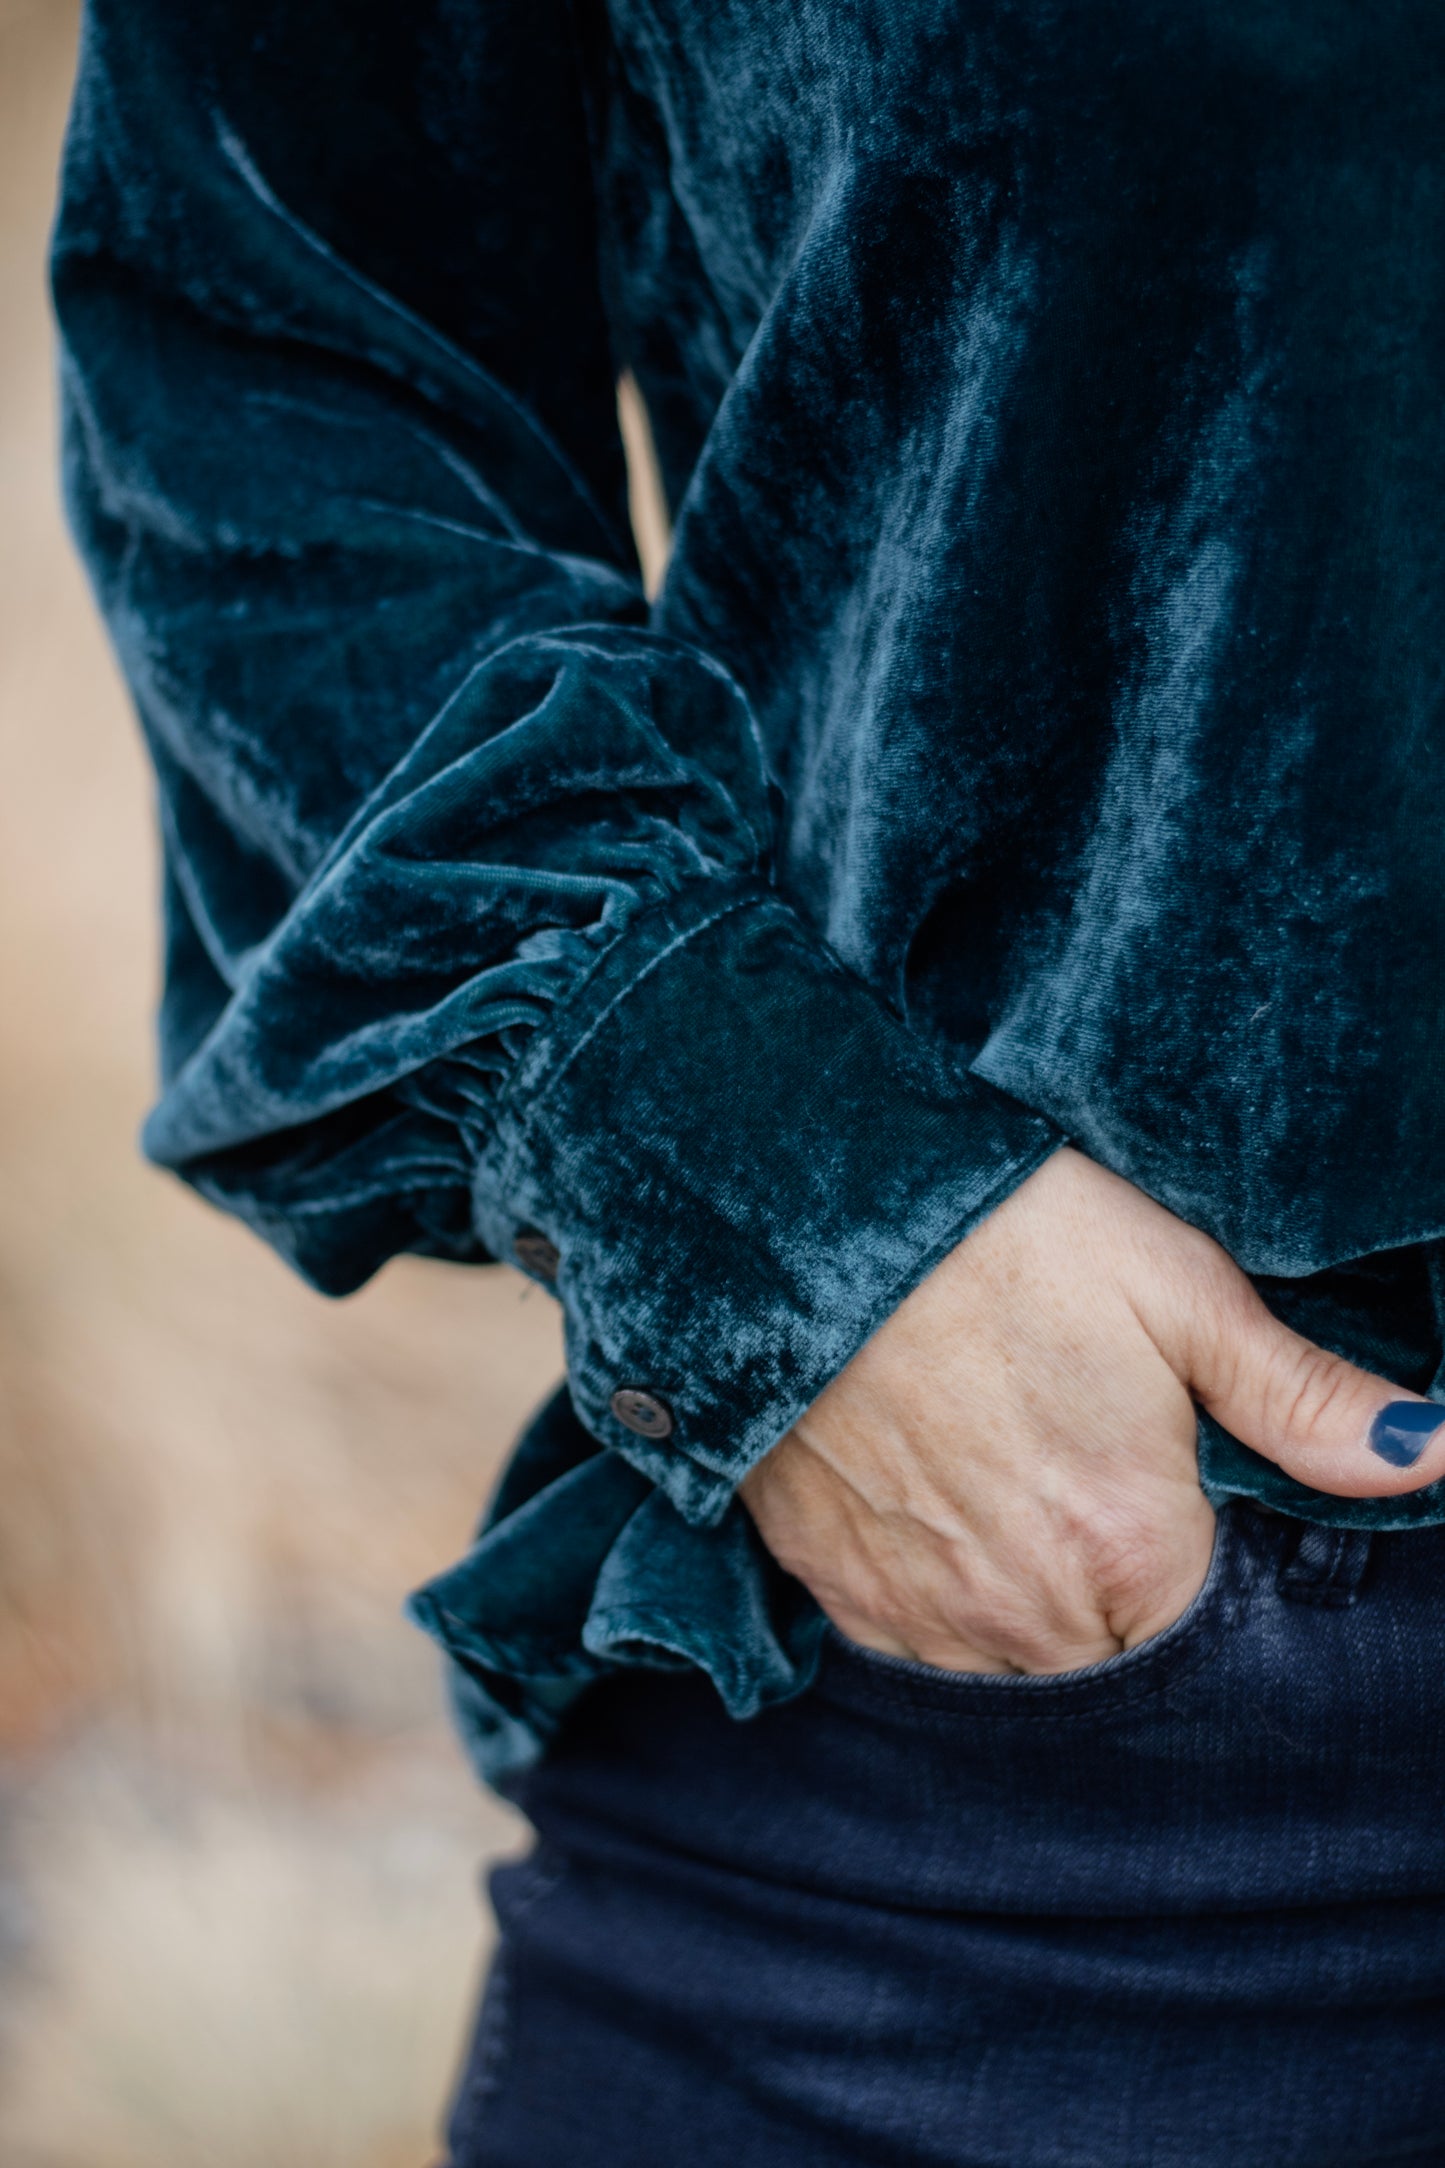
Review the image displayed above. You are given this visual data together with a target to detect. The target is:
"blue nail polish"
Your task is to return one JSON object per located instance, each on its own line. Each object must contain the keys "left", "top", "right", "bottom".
{"left": 1368, "top": 1401, "right": 1445, "bottom": 1468}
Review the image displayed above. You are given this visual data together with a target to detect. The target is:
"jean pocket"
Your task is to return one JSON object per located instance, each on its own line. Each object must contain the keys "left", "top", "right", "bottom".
{"left": 821, "top": 1498, "right": 1265, "bottom": 1722}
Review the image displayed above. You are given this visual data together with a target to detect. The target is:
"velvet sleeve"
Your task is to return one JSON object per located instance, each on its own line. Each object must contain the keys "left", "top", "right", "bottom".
{"left": 51, "top": 0, "right": 1062, "bottom": 1525}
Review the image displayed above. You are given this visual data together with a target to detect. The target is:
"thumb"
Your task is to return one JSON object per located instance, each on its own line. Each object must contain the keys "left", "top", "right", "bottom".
{"left": 1190, "top": 1286, "right": 1445, "bottom": 1499}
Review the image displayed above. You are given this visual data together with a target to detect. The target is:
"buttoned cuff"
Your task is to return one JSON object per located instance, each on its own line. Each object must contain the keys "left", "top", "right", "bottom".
{"left": 471, "top": 882, "right": 1065, "bottom": 1526}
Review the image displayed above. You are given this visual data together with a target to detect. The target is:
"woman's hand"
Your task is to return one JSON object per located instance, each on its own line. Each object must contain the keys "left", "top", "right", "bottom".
{"left": 740, "top": 1147, "right": 1445, "bottom": 1672}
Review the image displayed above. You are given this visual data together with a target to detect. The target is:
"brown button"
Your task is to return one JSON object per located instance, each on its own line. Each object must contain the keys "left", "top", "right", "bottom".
{"left": 514, "top": 1231, "right": 560, "bottom": 1281}
{"left": 610, "top": 1387, "right": 674, "bottom": 1440}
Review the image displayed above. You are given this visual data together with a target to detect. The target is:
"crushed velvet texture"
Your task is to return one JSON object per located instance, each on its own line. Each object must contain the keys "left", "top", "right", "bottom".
{"left": 52, "top": 1, "right": 1445, "bottom": 1785}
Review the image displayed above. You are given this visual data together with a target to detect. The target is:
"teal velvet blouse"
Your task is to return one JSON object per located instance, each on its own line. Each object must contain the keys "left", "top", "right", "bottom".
{"left": 52, "top": 0, "right": 1445, "bottom": 1784}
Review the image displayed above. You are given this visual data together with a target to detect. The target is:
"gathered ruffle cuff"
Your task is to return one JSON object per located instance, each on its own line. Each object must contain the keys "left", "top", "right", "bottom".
{"left": 405, "top": 1384, "right": 829, "bottom": 1789}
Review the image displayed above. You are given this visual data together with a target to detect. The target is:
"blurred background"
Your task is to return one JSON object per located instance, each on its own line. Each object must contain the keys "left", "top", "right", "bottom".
{"left": 0, "top": 3, "right": 652, "bottom": 2159}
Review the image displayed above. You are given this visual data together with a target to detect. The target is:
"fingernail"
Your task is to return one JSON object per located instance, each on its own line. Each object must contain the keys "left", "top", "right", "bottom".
{"left": 1367, "top": 1401, "right": 1445, "bottom": 1469}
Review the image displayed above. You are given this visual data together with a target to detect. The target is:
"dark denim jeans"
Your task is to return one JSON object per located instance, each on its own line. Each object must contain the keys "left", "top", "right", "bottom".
{"left": 445, "top": 1502, "right": 1445, "bottom": 2167}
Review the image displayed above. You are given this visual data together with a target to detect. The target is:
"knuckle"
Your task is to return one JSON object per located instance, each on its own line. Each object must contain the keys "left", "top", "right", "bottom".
{"left": 1187, "top": 1266, "right": 1265, "bottom": 1384}
{"left": 1085, "top": 1512, "right": 1177, "bottom": 1617}
{"left": 1110, "top": 1544, "right": 1172, "bottom": 1614}
{"left": 1267, "top": 1339, "right": 1356, "bottom": 1440}
{"left": 930, "top": 1585, "right": 1022, "bottom": 1666}
{"left": 1178, "top": 1229, "right": 1242, "bottom": 1306}
{"left": 949, "top": 1580, "right": 1110, "bottom": 1675}
{"left": 815, "top": 1566, "right": 891, "bottom": 1630}
{"left": 1115, "top": 1528, "right": 1214, "bottom": 1640}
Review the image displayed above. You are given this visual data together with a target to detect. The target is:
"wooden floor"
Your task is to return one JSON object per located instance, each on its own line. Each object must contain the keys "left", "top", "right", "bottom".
{"left": 0, "top": 6, "right": 564, "bottom": 2158}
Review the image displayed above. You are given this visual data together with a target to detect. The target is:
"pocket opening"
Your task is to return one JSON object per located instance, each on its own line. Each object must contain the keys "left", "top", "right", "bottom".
{"left": 819, "top": 1499, "right": 1261, "bottom": 1717}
